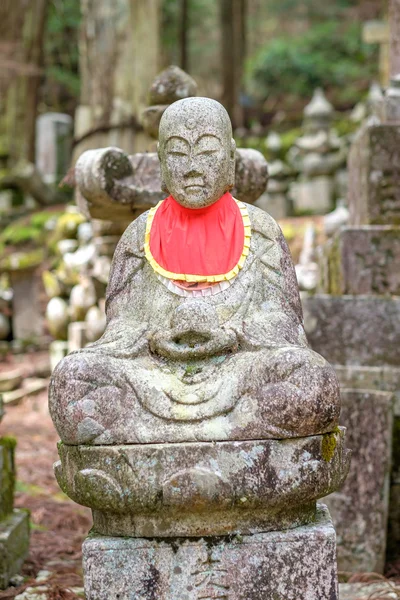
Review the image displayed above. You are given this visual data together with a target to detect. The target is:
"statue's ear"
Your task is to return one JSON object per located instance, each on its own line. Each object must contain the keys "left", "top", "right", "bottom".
{"left": 158, "top": 142, "right": 169, "bottom": 194}
{"left": 161, "top": 174, "right": 169, "bottom": 194}
{"left": 228, "top": 138, "right": 236, "bottom": 188}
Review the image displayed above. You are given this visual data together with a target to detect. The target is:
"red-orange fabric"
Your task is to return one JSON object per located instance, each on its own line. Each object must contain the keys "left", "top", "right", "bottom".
{"left": 149, "top": 192, "right": 245, "bottom": 277}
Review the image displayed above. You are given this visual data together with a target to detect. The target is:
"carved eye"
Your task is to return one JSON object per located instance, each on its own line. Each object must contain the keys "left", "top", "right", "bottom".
{"left": 198, "top": 149, "right": 217, "bottom": 156}
{"left": 168, "top": 151, "right": 188, "bottom": 157}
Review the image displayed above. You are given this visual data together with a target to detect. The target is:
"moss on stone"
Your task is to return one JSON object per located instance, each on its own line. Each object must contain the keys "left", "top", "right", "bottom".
{"left": 0, "top": 248, "right": 44, "bottom": 271}
{"left": 53, "top": 212, "right": 85, "bottom": 241}
{"left": 321, "top": 430, "right": 339, "bottom": 462}
{"left": 0, "top": 436, "right": 16, "bottom": 519}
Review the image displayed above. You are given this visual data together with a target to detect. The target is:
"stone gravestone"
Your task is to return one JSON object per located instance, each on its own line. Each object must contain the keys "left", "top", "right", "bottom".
{"left": 303, "top": 76, "right": 400, "bottom": 571}
{"left": 36, "top": 113, "right": 73, "bottom": 185}
{"left": 50, "top": 98, "right": 350, "bottom": 599}
{"left": 0, "top": 396, "right": 30, "bottom": 588}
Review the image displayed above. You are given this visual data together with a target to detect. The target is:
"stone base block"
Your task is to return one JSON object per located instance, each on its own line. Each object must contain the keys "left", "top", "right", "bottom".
{"left": 325, "top": 226, "right": 400, "bottom": 296}
{"left": 302, "top": 294, "right": 400, "bottom": 366}
{"left": 0, "top": 509, "right": 30, "bottom": 589}
{"left": 83, "top": 505, "right": 338, "bottom": 600}
{"left": 324, "top": 389, "right": 393, "bottom": 573}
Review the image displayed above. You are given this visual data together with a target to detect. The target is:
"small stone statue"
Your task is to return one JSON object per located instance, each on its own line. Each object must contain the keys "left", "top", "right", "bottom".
{"left": 51, "top": 97, "right": 340, "bottom": 444}
{"left": 50, "top": 97, "right": 349, "bottom": 600}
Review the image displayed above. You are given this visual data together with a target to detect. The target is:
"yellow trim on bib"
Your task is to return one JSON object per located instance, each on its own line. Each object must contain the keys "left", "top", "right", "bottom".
{"left": 144, "top": 198, "right": 252, "bottom": 283}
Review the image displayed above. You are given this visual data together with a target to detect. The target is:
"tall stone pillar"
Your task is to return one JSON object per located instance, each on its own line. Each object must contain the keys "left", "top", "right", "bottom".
{"left": 303, "top": 77, "right": 400, "bottom": 570}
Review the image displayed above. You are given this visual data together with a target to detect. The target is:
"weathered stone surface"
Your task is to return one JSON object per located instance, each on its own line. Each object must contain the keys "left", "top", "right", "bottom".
{"left": 55, "top": 432, "right": 349, "bottom": 537}
{"left": 326, "top": 226, "right": 400, "bottom": 295}
{"left": 348, "top": 122, "right": 400, "bottom": 226}
{"left": 303, "top": 294, "right": 400, "bottom": 367}
{"left": 0, "top": 437, "right": 16, "bottom": 520}
{"left": 334, "top": 366, "right": 400, "bottom": 565}
{"left": 232, "top": 148, "right": 269, "bottom": 205}
{"left": 325, "top": 389, "right": 393, "bottom": 573}
{"left": 334, "top": 365, "right": 400, "bottom": 415}
{"left": 149, "top": 66, "right": 198, "bottom": 106}
{"left": 0, "top": 510, "right": 30, "bottom": 590}
{"left": 83, "top": 505, "right": 338, "bottom": 600}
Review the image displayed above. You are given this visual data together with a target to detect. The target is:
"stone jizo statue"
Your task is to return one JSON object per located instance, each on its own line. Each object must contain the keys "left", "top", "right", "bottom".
{"left": 50, "top": 97, "right": 349, "bottom": 600}
{"left": 50, "top": 97, "right": 340, "bottom": 445}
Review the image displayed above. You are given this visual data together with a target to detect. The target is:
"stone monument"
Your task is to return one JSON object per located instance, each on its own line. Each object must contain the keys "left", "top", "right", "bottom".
{"left": 303, "top": 75, "right": 400, "bottom": 572}
{"left": 50, "top": 97, "right": 350, "bottom": 600}
{"left": 0, "top": 396, "right": 30, "bottom": 588}
{"left": 289, "top": 89, "right": 348, "bottom": 215}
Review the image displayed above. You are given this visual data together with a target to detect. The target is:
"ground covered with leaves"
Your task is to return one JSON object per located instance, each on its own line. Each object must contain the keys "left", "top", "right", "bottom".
{"left": 0, "top": 356, "right": 90, "bottom": 599}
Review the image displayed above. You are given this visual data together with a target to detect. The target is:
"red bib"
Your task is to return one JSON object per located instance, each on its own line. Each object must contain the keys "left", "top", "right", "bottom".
{"left": 147, "top": 192, "right": 246, "bottom": 280}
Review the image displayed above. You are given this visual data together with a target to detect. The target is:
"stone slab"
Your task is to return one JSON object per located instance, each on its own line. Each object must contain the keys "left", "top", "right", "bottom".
{"left": 9, "top": 270, "right": 43, "bottom": 341}
{"left": 0, "top": 437, "right": 16, "bottom": 520}
{"left": 0, "top": 370, "right": 23, "bottom": 393}
{"left": 0, "top": 509, "right": 30, "bottom": 589}
{"left": 325, "top": 389, "right": 393, "bottom": 573}
{"left": 55, "top": 433, "right": 350, "bottom": 538}
{"left": 83, "top": 504, "right": 338, "bottom": 600}
{"left": 327, "top": 226, "right": 400, "bottom": 296}
{"left": 334, "top": 365, "right": 400, "bottom": 416}
{"left": 334, "top": 368, "right": 400, "bottom": 566}
{"left": 303, "top": 294, "right": 400, "bottom": 367}
{"left": 348, "top": 123, "right": 400, "bottom": 226}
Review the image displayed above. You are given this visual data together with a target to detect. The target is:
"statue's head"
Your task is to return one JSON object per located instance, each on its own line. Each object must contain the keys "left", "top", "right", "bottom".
{"left": 158, "top": 97, "right": 236, "bottom": 209}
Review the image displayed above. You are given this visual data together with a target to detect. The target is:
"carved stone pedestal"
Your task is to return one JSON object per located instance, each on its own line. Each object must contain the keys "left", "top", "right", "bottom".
{"left": 83, "top": 505, "right": 338, "bottom": 600}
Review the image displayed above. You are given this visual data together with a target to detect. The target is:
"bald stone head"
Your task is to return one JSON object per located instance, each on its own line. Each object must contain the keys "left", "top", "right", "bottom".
{"left": 158, "top": 97, "right": 236, "bottom": 209}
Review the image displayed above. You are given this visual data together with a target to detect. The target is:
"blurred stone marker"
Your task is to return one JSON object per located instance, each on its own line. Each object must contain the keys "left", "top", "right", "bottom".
{"left": 289, "top": 89, "right": 347, "bottom": 215}
{"left": 50, "top": 97, "right": 349, "bottom": 599}
{"left": 324, "top": 389, "right": 393, "bottom": 573}
{"left": 9, "top": 266, "right": 43, "bottom": 342}
{"left": 0, "top": 399, "right": 30, "bottom": 588}
{"left": 363, "top": 20, "right": 390, "bottom": 87}
{"left": 303, "top": 71, "right": 400, "bottom": 571}
{"left": 36, "top": 113, "right": 73, "bottom": 185}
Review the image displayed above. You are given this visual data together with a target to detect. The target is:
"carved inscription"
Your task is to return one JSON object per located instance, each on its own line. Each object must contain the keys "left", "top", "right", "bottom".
{"left": 191, "top": 555, "right": 230, "bottom": 599}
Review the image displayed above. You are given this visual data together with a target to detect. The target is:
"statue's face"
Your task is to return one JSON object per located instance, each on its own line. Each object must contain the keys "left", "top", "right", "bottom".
{"left": 158, "top": 98, "right": 236, "bottom": 209}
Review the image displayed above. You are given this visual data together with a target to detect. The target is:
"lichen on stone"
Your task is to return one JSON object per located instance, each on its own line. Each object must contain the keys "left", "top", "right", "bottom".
{"left": 321, "top": 428, "right": 340, "bottom": 462}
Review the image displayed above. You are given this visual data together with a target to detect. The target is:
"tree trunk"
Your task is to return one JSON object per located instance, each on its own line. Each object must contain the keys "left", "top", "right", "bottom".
{"left": 180, "top": 0, "right": 189, "bottom": 72}
{"left": 390, "top": 0, "right": 400, "bottom": 77}
{"left": 220, "top": 0, "right": 247, "bottom": 129}
{"left": 75, "top": 0, "right": 160, "bottom": 159}
{"left": 0, "top": 0, "right": 49, "bottom": 166}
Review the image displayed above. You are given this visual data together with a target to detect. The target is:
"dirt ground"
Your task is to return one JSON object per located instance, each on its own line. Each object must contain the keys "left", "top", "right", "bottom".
{"left": 0, "top": 353, "right": 90, "bottom": 599}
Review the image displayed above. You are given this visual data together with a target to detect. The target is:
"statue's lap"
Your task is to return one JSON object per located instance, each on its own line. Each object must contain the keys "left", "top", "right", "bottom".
{"left": 50, "top": 339, "right": 340, "bottom": 446}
